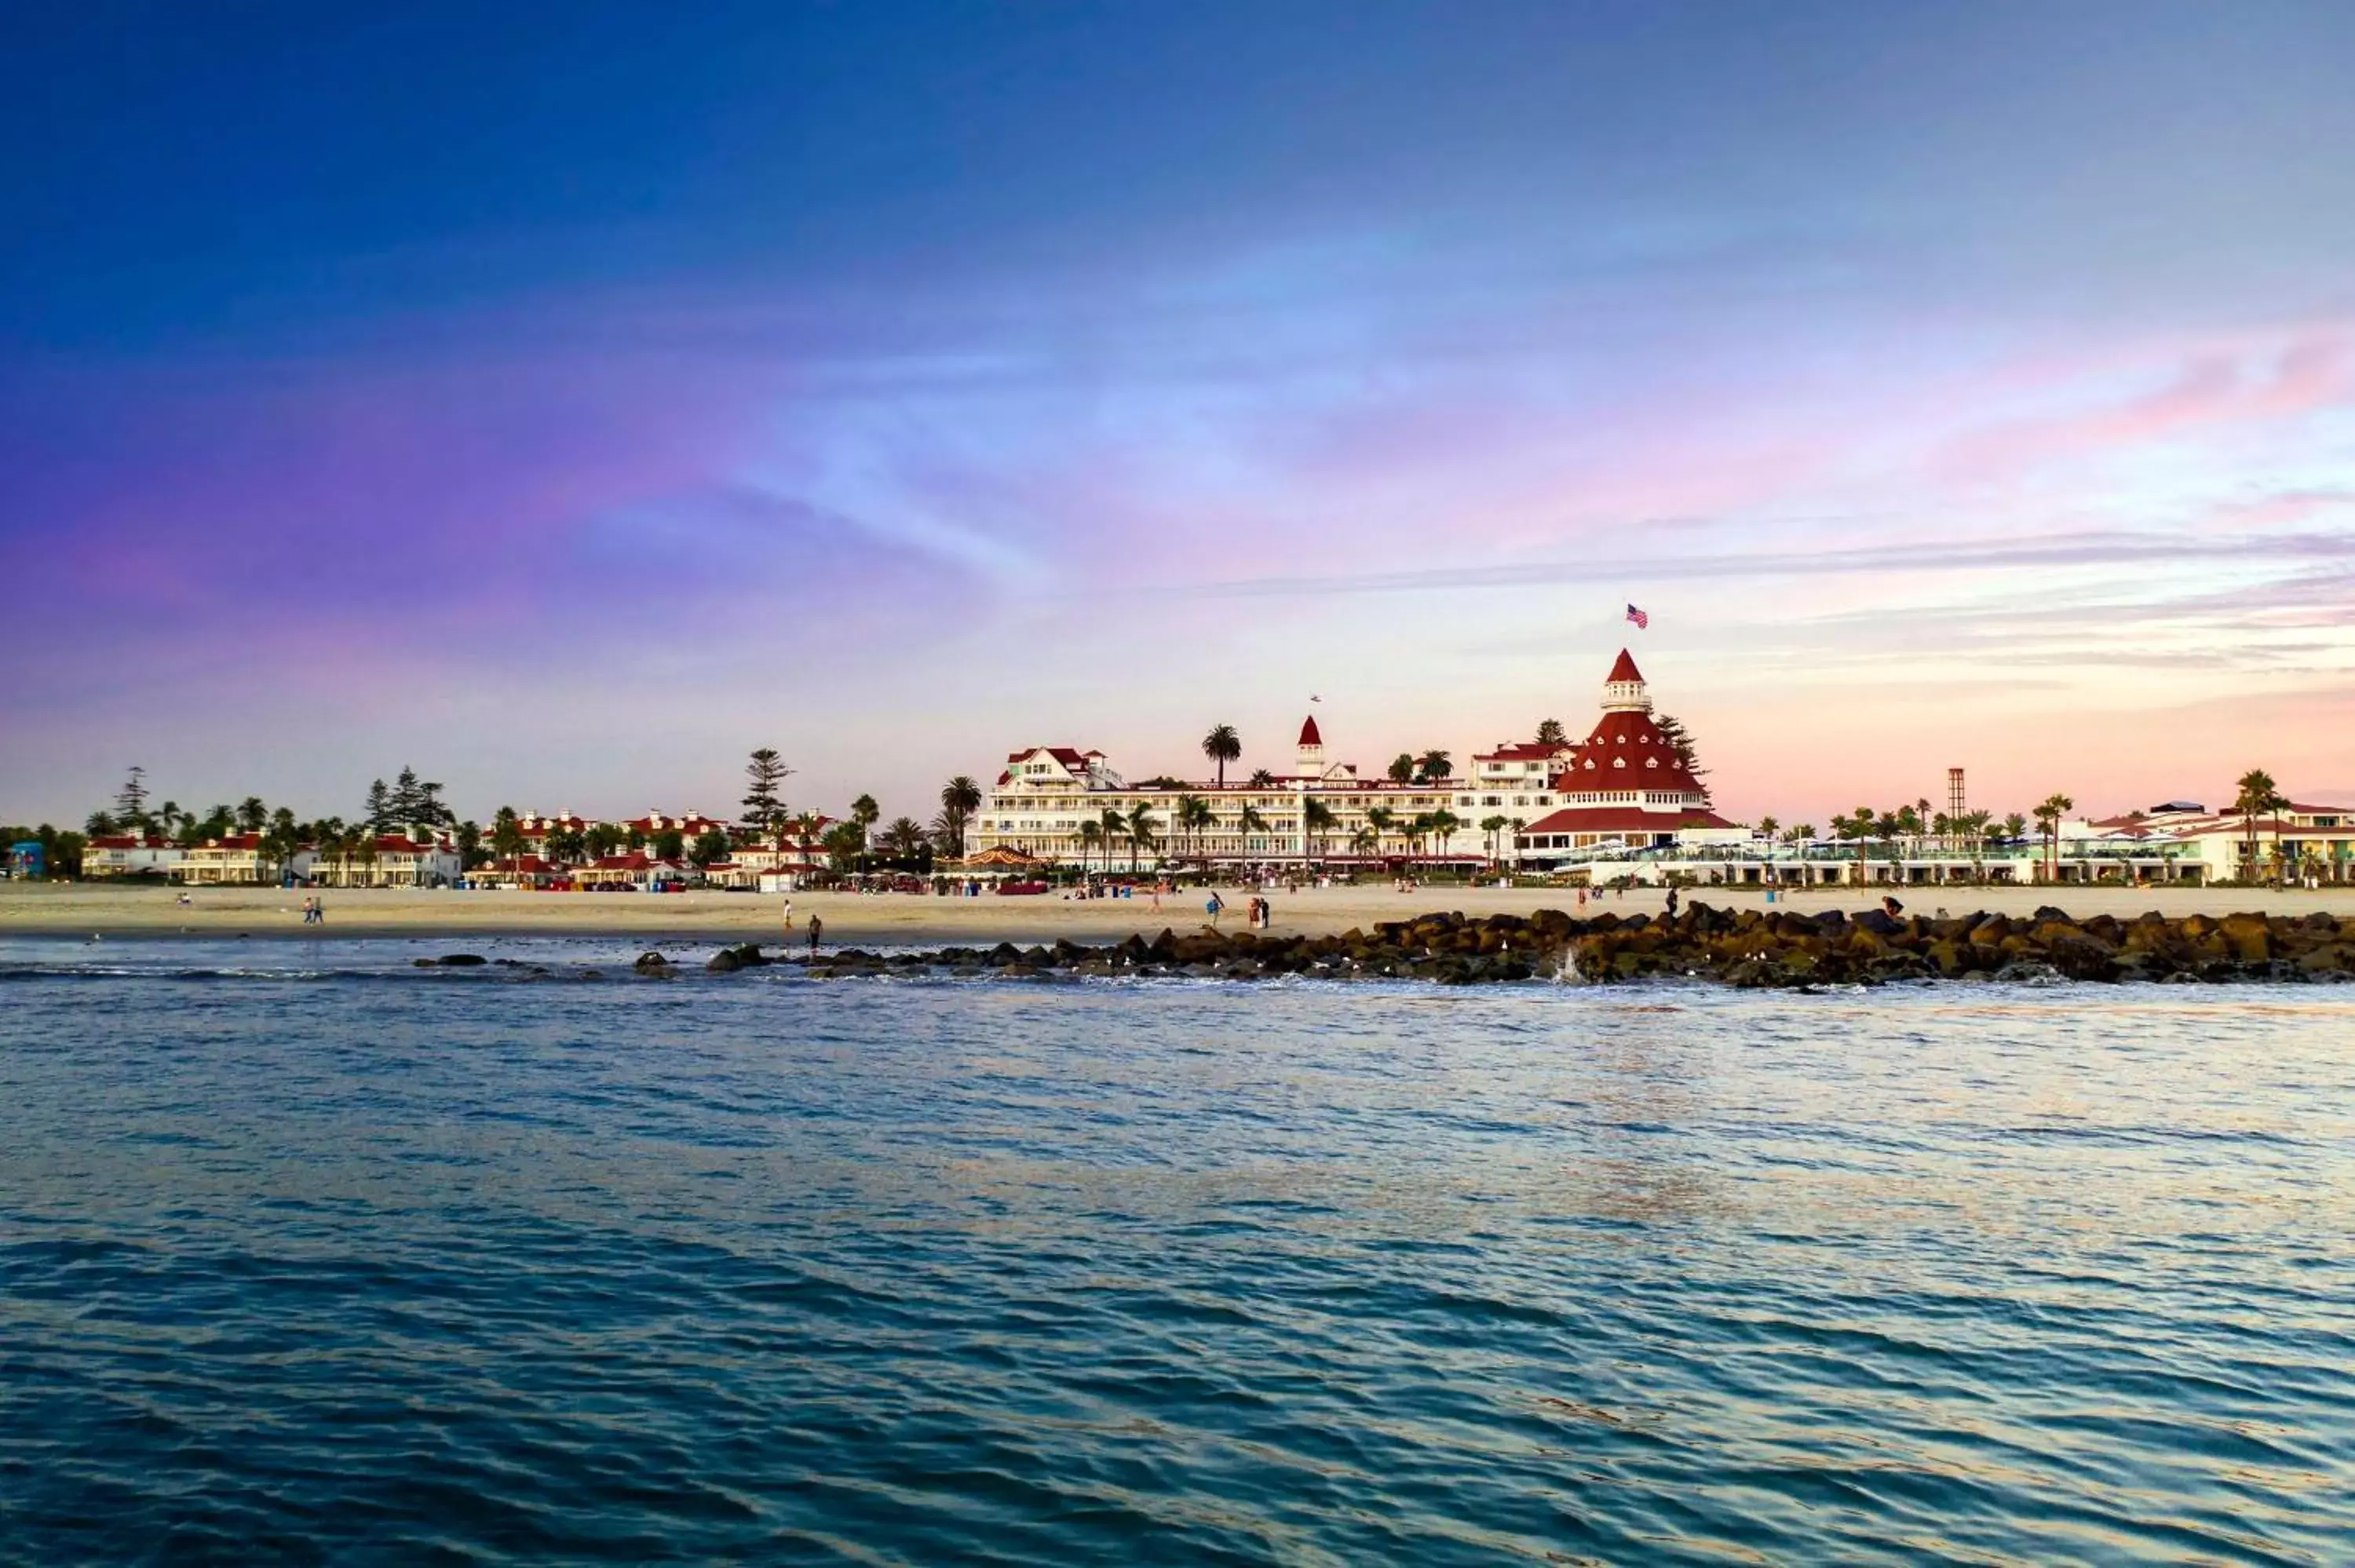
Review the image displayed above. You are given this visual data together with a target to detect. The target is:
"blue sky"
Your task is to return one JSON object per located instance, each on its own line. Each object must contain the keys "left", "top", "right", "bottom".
{"left": 5, "top": 2, "right": 2353, "bottom": 826}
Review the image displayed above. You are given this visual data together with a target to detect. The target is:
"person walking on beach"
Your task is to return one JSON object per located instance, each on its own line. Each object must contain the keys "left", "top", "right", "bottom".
{"left": 1206, "top": 892, "right": 1225, "bottom": 927}
{"left": 808, "top": 914, "right": 823, "bottom": 957}
{"left": 782, "top": 896, "right": 794, "bottom": 933}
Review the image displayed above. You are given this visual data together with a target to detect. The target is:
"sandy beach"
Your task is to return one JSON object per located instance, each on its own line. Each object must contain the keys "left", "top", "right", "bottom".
{"left": 6, "top": 879, "right": 2353, "bottom": 946}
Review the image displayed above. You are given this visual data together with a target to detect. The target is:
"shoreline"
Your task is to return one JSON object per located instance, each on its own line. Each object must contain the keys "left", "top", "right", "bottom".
{"left": 9, "top": 881, "right": 2355, "bottom": 956}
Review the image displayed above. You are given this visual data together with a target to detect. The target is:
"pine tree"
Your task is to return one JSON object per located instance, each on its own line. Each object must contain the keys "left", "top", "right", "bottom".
{"left": 1652, "top": 713, "right": 1711, "bottom": 804}
{"left": 389, "top": 766, "right": 423, "bottom": 828}
{"left": 363, "top": 779, "right": 391, "bottom": 836}
{"left": 743, "top": 749, "right": 792, "bottom": 837}
{"left": 1535, "top": 719, "right": 1566, "bottom": 746}
{"left": 115, "top": 765, "right": 152, "bottom": 830}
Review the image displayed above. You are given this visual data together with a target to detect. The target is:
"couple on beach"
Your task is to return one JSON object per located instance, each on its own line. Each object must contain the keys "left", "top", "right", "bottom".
{"left": 298, "top": 895, "right": 324, "bottom": 925}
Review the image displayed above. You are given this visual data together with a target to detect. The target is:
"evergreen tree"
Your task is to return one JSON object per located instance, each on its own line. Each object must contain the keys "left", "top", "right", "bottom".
{"left": 743, "top": 749, "right": 793, "bottom": 837}
{"left": 1652, "top": 713, "right": 1711, "bottom": 804}
{"left": 1535, "top": 719, "right": 1567, "bottom": 746}
{"left": 389, "top": 767, "right": 423, "bottom": 826}
{"left": 115, "top": 765, "right": 152, "bottom": 830}
{"left": 414, "top": 779, "right": 455, "bottom": 828}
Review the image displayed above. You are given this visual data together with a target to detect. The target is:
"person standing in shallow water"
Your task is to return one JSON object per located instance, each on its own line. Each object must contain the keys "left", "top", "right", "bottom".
{"left": 808, "top": 914, "right": 823, "bottom": 957}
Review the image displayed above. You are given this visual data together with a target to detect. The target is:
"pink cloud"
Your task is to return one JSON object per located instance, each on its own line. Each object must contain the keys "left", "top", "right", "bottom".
{"left": 1937, "top": 337, "right": 2353, "bottom": 483}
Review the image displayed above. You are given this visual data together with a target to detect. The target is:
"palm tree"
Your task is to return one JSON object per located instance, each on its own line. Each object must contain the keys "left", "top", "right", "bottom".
{"left": 1201, "top": 724, "right": 1241, "bottom": 787}
{"left": 2035, "top": 793, "right": 2074, "bottom": 883}
{"left": 851, "top": 794, "right": 882, "bottom": 837}
{"left": 1429, "top": 808, "right": 1461, "bottom": 861}
{"left": 1387, "top": 753, "right": 1416, "bottom": 784}
{"left": 1237, "top": 804, "right": 1269, "bottom": 862}
{"left": 1174, "top": 794, "right": 1213, "bottom": 863}
{"left": 1417, "top": 749, "right": 1453, "bottom": 783}
{"left": 881, "top": 817, "right": 929, "bottom": 860}
{"left": 1302, "top": 798, "right": 1337, "bottom": 864}
{"left": 937, "top": 776, "right": 982, "bottom": 859}
{"left": 1097, "top": 806, "right": 1127, "bottom": 870}
{"left": 1247, "top": 768, "right": 1276, "bottom": 789}
{"left": 1957, "top": 809, "right": 1993, "bottom": 882}
{"left": 1364, "top": 806, "right": 1397, "bottom": 858}
{"left": 236, "top": 796, "right": 268, "bottom": 833}
{"left": 1831, "top": 808, "right": 1874, "bottom": 888}
{"left": 491, "top": 806, "right": 526, "bottom": 882}
{"left": 1125, "top": 804, "right": 1159, "bottom": 872}
{"left": 1350, "top": 826, "right": 1380, "bottom": 860}
{"left": 1407, "top": 812, "right": 1435, "bottom": 859}
{"left": 2233, "top": 769, "right": 2285, "bottom": 885}
{"left": 1480, "top": 813, "right": 1510, "bottom": 866}
{"left": 1077, "top": 820, "right": 1104, "bottom": 877}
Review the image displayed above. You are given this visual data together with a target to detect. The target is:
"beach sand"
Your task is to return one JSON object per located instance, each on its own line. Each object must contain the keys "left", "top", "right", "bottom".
{"left": 6, "top": 879, "right": 2353, "bottom": 946}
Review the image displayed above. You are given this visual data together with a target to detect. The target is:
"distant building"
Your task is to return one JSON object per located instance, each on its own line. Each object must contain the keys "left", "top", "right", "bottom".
{"left": 970, "top": 716, "right": 1544, "bottom": 870}
{"left": 173, "top": 835, "right": 319, "bottom": 886}
{"left": 80, "top": 833, "right": 185, "bottom": 878}
{"left": 308, "top": 835, "right": 455, "bottom": 888}
{"left": 1512, "top": 650, "right": 1733, "bottom": 862}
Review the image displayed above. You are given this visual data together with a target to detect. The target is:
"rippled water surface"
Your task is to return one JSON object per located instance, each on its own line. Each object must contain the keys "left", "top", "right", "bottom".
{"left": 3, "top": 938, "right": 2352, "bottom": 1564}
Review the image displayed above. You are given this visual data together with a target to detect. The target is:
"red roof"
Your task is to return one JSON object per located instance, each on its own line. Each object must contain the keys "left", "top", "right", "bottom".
{"left": 1565, "top": 709, "right": 1703, "bottom": 793}
{"left": 1477, "top": 741, "right": 1569, "bottom": 761}
{"left": 1605, "top": 647, "right": 1645, "bottom": 684}
{"left": 1521, "top": 805, "right": 1732, "bottom": 835}
{"left": 372, "top": 836, "right": 444, "bottom": 854}
{"left": 87, "top": 833, "right": 173, "bottom": 850}
{"left": 1298, "top": 714, "right": 1322, "bottom": 746}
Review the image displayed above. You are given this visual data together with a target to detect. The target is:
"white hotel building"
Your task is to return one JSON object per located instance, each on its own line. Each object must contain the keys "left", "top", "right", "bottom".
{"left": 969, "top": 651, "right": 1692, "bottom": 871}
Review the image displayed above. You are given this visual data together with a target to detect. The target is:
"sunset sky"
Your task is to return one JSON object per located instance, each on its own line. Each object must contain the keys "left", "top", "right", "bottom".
{"left": 6, "top": 2, "right": 2353, "bottom": 828}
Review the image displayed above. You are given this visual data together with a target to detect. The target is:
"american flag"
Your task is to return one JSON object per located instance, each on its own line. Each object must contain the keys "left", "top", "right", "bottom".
{"left": 1626, "top": 603, "right": 1648, "bottom": 630}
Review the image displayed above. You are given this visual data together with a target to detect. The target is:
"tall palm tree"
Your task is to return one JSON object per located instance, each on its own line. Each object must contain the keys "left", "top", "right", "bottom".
{"left": 1350, "top": 826, "right": 1379, "bottom": 860}
{"left": 1429, "top": 808, "right": 1461, "bottom": 861}
{"left": 1364, "top": 806, "right": 1397, "bottom": 858}
{"left": 851, "top": 794, "right": 881, "bottom": 836}
{"left": 1302, "top": 798, "right": 1337, "bottom": 864}
{"left": 1479, "top": 813, "right": 1510, "bottom": 866}
{"left": 1247, "top": 768, "right": 1276, "bottom": 789}
{"left": 2035, "top": 793, "right": 2075, "bottom": 883}
{"left": 1175, "top": 794, "right": 1213, "bottom": 863}
{"left": 2233, "top": 768, "right": 2285, "bottom": 885}
{"left": 1201, "top": 724, "right": 1241, "bottom": 787}
{"left": 1417, "top": 749, "right": 1453, "bottom": 783}
{"left": 937, "top": 776, "right": 982, "bottom": 859}
{"left": 1078, "top": 820, "right": 1104, "bottom": 877}
{"left": 1097, "top": 805, "right": 1127, "bottom": 867}
{"left": 1237, "top": 805, "right": 1269, "bottom": 864}
{"left": 1125, "top": 804, "right": 1159, "bottom": 872}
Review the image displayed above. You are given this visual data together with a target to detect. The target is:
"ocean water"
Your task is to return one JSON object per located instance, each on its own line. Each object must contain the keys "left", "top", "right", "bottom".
{"left": 2, "top": 939, "right": 2350, "bottom": 1565}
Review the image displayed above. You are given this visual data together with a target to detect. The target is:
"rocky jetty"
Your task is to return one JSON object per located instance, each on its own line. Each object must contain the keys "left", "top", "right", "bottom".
{"left": 739, "top": 905, "right": 2355, "bottom": 987}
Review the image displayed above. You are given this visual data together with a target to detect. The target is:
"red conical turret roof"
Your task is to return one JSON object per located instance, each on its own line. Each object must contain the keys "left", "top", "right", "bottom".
{"left": 1298, "top": 714, "right": 1323, "bottom": 746}
{"left": 1605, "top": 647, "right": 1644, "bottom": 684}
